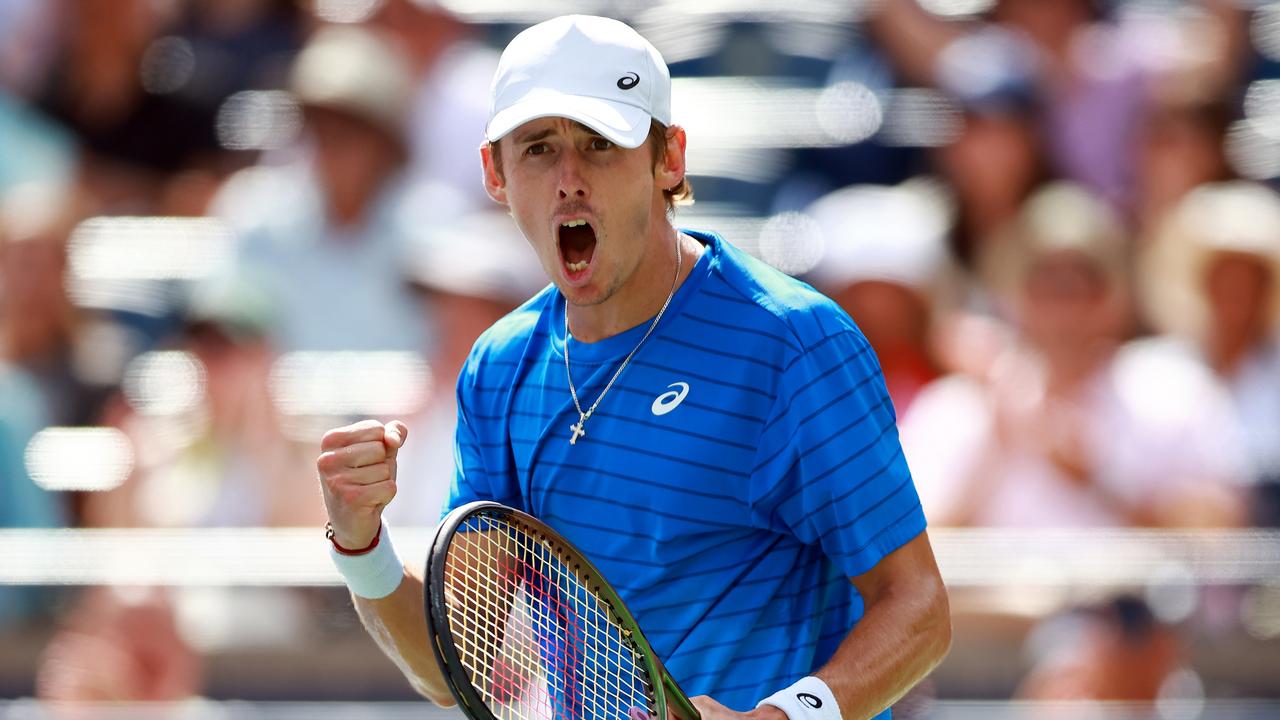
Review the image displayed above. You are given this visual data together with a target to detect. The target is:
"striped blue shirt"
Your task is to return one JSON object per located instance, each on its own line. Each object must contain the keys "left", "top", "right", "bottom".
{"left": 447, "top": 230, "right": 926, "bottom": 716}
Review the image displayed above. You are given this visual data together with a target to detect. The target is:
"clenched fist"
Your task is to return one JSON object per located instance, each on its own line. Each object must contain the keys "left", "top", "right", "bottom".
{"left": 317, "top": 419, "right": 409, "bottom": 549}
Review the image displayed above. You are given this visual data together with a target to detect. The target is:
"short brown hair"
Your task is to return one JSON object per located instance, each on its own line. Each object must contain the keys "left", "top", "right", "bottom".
{"left": 488, "top": 119, "right": 693, "bottom": 212}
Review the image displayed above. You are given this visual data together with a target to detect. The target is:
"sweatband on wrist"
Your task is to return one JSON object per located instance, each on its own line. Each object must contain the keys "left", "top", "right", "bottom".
{"left": 328, "top": 520, "right": 404, "bottom": 599}
{"left": 756, "top": 676, "right": 842, "bottom": 720}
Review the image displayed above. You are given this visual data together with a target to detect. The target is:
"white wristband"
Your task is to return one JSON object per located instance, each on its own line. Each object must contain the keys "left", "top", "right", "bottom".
{"left": 329, "top": 521, "right": 405, "bottom": 599}
{"left": 757, "top": 676, "right": 842, "bottom": 720}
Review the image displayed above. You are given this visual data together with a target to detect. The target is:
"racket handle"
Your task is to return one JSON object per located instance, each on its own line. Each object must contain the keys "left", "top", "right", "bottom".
{"left": 664, "top": 674, "right": 702, "bottom": 720}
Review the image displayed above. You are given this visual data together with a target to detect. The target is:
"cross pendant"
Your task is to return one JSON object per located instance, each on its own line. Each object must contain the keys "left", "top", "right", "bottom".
{"left": 569, "top": 418, "right": 587, "bottom": 445}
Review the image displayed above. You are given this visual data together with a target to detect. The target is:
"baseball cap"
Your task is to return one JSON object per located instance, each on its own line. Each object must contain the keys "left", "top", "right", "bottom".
{"left": 485, "top": 15, "right": 671, "bottom": 150}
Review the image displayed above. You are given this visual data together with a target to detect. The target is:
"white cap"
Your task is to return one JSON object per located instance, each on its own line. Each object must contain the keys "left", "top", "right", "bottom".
{"left": 291, "top": 25, "right": 412, "bottom": 143}
{"left": 486, "top": 15, "right": 671, "bottom": 149}
{"left": 1140, "top": 181, "right": 1280, "bottom": 342}
{"left": 806, "top": 183, "right": 952, "bottom": 291}
{"left": 407, "top": 211, "right": 547, "bottom": 305}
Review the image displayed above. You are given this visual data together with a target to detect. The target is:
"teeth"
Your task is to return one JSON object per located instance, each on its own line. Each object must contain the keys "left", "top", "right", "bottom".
{"left": 561, "top": 219, "right": 588, "bottom": 228}
{"left": 566, "top": 260, "right": 589, "bottom": 272}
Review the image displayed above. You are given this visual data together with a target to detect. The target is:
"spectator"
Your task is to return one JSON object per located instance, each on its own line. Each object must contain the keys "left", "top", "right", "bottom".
{"left": 805, "top": 181, "right": 954, "bottom": 411}
{"left": 932, "top": 95, "right": 1047, "bottom": 265}
{"left": 0, "top": 345, "right": 64, "bottom": 632}
{"left": 213, "top": 24, "right": 427, "bottom": 354}
{"left": 0, "top": 93, "right": 77, "bottom": 194}
{"left": 39, "top": 278, "right": 321, "bottom": 704}
{"left": 1017, "top": 596, "right": 1184, "bottom": 702}
{"left": 35, "top": 586, "right": 200, "bottom": 703}
{"left": 387, "top": 211, "right": 546, "bottom": 527}
{"left": 0, "top": 183, "right": 105, "bottom": 428}
{"left": 371, "top": 0, "right": 498, "bottom": 213}
{"left": 0, "top": 184, "right": 72, "bottom": 638}
{"left": 24, "top": 0, "right": 301, "bottom": 215}
{"left": 1140, "top": 181, "right": 1280, "bottom": 525}
{"left": 81, "top": 276, "right": 315, "bottom": 529}
{"left": 1131, "top": 85, "right": 1233, "bottom": 241}
{"left": 900, "top": 182, "right": 1246, "bottom": 528}
{"left": 869, "top": 0, "right": 1244, "bottom": 219}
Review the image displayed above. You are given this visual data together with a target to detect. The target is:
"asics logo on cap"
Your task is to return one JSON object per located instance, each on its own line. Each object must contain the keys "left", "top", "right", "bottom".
{"left": 485, "top": 16, "right": 672, "bottom": 148}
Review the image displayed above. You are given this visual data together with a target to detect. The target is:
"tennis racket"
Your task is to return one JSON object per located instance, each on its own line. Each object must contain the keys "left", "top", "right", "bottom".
{"left": 424, "top": 500, "right": 700, "bottom": 720}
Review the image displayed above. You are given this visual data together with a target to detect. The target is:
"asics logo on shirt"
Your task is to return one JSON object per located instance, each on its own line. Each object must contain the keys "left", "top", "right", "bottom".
{"left": 651, "top": 382, "right": 689, "bottom": 415}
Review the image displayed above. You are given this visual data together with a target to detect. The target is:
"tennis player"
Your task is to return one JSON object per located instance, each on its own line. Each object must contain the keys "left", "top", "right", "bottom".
{"left": 318, "top": 15, "right": 950, "bottom": 720}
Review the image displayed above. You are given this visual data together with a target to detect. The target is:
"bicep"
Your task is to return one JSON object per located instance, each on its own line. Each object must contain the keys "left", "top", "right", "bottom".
{"left": 849, "top": 530, "right": 945, "bottom": 609}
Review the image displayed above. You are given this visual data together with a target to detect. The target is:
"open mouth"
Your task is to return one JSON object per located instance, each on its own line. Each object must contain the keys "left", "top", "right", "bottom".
{"left": 558, "top": 219, "right": 597, "bottom": 278}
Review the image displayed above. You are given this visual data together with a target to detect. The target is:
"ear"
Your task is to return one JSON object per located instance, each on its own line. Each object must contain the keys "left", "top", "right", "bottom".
{"left": 654, "top": 125, "right": 687, "bottom": 193}
{"left": 480, "top": 142, "right": 508, "bottom": 205}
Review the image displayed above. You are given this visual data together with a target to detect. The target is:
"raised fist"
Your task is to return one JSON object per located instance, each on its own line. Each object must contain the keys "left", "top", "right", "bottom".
{"left": 317, "top": 419, "right": 408, "bottom": 549}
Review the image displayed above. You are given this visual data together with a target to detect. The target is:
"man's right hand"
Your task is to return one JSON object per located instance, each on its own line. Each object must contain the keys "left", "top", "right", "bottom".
{"left": 317, "top": 419, "right": 408, "bottom": 549}
{"left": 317, "top": 420, "right": 453, "bottom": 706}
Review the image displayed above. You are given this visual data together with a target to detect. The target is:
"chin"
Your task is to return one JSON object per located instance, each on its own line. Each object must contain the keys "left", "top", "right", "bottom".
{"left": 560, "top": 284, "right": 611, "bottom": 308}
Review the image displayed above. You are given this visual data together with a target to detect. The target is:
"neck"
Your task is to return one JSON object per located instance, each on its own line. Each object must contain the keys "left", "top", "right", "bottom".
{"left": 566, "top": 224, "right": 701, "bottom": 343}
{"left": 1044, "top": 341, "right": 1112, "bottom": 393}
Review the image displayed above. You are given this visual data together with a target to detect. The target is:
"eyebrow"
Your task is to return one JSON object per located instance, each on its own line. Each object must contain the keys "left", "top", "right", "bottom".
{"left": 511, "top": 122, "right": 601, "bottom": 145}
{"left": 512, "top": 127, "right": 555, "bottom": 144}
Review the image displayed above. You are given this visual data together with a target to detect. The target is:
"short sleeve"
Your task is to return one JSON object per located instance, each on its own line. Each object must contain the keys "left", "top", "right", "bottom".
{"left": 442, "top": 400, "right": 486, "bottom": 519}
{"left": 441, "top": 360, "right": 523, "bottom": 520}
{"left": 748, "top": 327, "right": 927, "bottom": 578}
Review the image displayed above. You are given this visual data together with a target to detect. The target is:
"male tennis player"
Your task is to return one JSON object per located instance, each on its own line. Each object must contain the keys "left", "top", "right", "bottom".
{"left": 318, "top": 15, "right": 950, "bottom": 720}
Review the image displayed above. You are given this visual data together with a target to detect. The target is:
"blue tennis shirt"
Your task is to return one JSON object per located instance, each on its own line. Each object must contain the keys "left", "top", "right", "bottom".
{"left": 446, "top": 230, "right": 926, "bottom": 716}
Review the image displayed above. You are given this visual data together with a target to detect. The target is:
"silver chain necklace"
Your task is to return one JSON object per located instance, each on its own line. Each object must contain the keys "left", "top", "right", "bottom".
{"left": 564, "top": 233, "right": 683, "bottom": 445}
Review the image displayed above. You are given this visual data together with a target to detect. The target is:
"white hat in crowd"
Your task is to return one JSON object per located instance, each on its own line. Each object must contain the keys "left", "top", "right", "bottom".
{"left": 290, "top": 25, "right": 412, "bottom": 143}
{"left": 1141, "top": 181, "right": 1280, "bottom": 342}
{"left": 407, "top": 211, "right": 548, "bottom": 305}
{"left": 804, "top": 182, "right": 953, "bottom": 295}
{"left": 980, "top": 182, "right": 1129, "bottom": 304}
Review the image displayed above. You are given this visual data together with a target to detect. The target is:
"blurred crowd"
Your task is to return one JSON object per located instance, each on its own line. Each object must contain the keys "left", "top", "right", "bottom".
{"left": 2, "top": 0, "right": 1279, "bottom": 710}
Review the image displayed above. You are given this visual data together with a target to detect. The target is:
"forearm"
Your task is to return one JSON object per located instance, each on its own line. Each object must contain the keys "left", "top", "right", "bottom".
{"left": 317, "top": 421, "right": 451, "bottom": 701}
{"left": 351, "top": 565, "right": 455, "bottom": 706}
{"left": 864, "top": 0, "right": 963, "bottom": 86}
{"left": 814, "top": 576, "right": 951, "bottom": 719}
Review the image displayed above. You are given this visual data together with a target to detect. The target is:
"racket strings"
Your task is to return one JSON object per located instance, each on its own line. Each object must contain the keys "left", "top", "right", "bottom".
{"left": 447, "top": 522, "right": 578, "bottom": 718}
{"left": 444, "top": 513, "right": 656, "bottom": 720}
{"left": 449, "top": 520, "right": 591, "bottom": 719}
{"left": 450, "top": 527, "right": 550, "bottom": 710}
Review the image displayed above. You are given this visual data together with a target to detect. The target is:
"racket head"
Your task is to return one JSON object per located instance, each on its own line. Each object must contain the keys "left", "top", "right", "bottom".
{"left": 424, "top": 501, "right": 693, "bottom": 720}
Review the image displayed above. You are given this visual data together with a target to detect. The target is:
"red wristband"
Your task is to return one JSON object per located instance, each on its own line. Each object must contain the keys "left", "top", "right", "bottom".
{"left": 325, "top": 521, "right": 382, "bottom": 556}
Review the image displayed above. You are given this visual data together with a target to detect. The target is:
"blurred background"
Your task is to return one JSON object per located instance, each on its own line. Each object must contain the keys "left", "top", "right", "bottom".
{"left": 2, "top": 0, "right": 1280, "bottom": 717}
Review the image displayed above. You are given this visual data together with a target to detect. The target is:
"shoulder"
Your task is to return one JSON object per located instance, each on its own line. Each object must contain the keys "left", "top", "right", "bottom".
{"left": 0, "top": 361, "right": 49, "bottom": 428}
{"left": 212, "top": 164, "right": 319, "bottom": 243}
{"left": 460, "top": 286, "right": 556, "bottom": 386}
{"left": 1107, "top": 336, "right": 1231, "bottom": 423}
{"left": 697, "top": 229, "right": 866, "bottom": 363}
{"left": 1110, "top": 336, "right": 1218, "bottom": 394}
{"left": 1101, "top": 337, "right": 1251, "bottom": 491}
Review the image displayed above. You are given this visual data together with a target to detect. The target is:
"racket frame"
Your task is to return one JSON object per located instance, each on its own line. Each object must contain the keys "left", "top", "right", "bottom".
{"left": 424, "top": 500, "right": 698, "bottom": 720}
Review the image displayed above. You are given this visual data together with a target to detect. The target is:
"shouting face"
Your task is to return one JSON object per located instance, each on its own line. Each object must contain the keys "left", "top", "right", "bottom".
{"left": 482, "top": 117, "right": 678, "bottom": 311}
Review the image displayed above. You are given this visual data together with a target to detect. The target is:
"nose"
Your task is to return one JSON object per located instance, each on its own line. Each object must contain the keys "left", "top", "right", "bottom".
{"left": 556, "top": 149, "right": 589, "bottom": 200}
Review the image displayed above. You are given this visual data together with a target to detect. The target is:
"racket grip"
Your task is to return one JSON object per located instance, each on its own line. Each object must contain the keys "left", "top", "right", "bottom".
{"left": 665, "top": 674, "right": 701, "bottom": 720}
